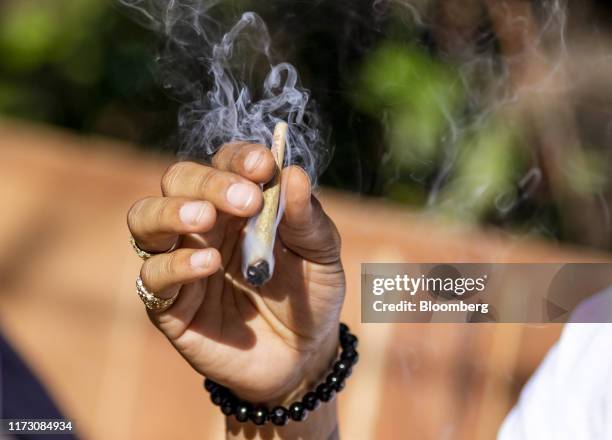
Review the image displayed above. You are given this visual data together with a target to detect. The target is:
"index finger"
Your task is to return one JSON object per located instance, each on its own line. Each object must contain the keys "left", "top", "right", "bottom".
{"left": 212, "top": 142, "right": 276, "bottom": 183}
{"left": 161, "top": 161, "right": 262, "bottom": 217}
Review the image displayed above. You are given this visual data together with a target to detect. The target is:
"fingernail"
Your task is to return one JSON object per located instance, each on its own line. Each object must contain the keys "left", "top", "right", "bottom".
{"left": 191, "top": 250, "right": 213, "bottom": 270}
{"left": 179, "top": 202, "right": 209, "bottom": 226}
{"left": 244, "top": 150, "right": 263, "bottom": 173}
{"left": 227, "top": 183, "right": 256, "bottom": 210}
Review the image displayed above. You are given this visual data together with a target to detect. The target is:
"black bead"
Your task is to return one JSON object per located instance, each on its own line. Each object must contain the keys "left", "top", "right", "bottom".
{"left": 288, "top": 402, "right": 308, "bottom": 422}
{"left": 235, "top": 403, "right": 252, "bottom": 423}
{"left": 334, "top": 379, "right": 346, "bottom": 392}
{"left": 207, "top": 324, "right": 357, "bottom": 424}
{"left": 210, "top": 388, "right": 226, "bottom": 406}
{"left": 326, "top": 373, "right": 344, "bottom": 392}
{"left": 302, "top": 391, "right": 320, "bottom": 411}
{"left": 250, "top": 407, "right": 268, "bottom": 426}
{"left": 221, "top": 399, "right": 236, "bottom": 416}
{"left": 341, "top": 333, "right": 358, "bottom": 350}
{"left": 342, "top": 366, "right": 353, "bottom": 378}
{"left": 270, "top": 406, "right": 289, "bottom": 426}
{"left": 315, "top": 383, "right": 335, "bottom": 402}
{"left": 341, "top": 348, "right": 359, "bottom": 365}
{"left": 204, "top": 378, "right": 219, "bottom": 393}
{"left": 333, "top": 360, "right": 351, "bottom": 376}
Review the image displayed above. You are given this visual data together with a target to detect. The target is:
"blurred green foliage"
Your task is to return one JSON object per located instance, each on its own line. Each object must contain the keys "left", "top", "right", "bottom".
{"left": 0, "top": 0, "right": 103, "bottom": 73}
{"left": 355, "top": 43, "right": 461, "bottom": 206}
{"left": 355, "top": 42, "right": 525, "bottom": 221}
{"left": 0, "top": 0, "right": 176, "bottom": 145}
{"left": 437, "top": 119, "right": 523, "bottom": 221}
{"left": 356, "top": 43, "right": 461, "bottom": 170}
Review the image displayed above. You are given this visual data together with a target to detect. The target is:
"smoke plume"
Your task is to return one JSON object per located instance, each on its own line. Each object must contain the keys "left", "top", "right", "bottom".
{"left": 117, "top": 0, "right": 329, "bottom": 184}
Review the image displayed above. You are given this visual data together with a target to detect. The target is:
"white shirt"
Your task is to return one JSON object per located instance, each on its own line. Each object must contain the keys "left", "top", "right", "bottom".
{"left": 498, "top": 290, "right": 612, "bottom": 439}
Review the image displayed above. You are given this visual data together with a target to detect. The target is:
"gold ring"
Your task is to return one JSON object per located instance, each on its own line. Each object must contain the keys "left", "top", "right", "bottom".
{"left": 130, "top": 236, "right": 180, "bottom": 260}
{"left": 130, "top": 237, "right": 154, "bottom": 260}
{"left": 136, "top": 276, "right": 178, "bottom": 312}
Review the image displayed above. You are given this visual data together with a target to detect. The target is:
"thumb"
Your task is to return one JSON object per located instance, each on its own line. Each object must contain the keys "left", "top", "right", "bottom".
{"left": 277, "top": 166, "right": 341, "bottom": 264}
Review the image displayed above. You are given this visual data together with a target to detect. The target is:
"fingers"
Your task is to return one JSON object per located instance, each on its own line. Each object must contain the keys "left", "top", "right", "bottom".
{"left": 161, "top": 161, "right": 263, "bottom": 217}
{"left": 140, "top": 248, "right": 221, "bottom": 299}
{"left": 279, "top": 166, "right": 341, "bottom": 264}
{"left": 128, "top": 197, "right": 217, "bottom": 253}
{"left": 159, "top": 143, "right": 275, "bottom": 218}
{"left": 129, "top": 144, "right": 275, "bottom": 254}
{"left": 212, "top": 142, "right": 276, "bottom": 183}
{"left": 281, "top": 166, "right": 313, "bottom": 228}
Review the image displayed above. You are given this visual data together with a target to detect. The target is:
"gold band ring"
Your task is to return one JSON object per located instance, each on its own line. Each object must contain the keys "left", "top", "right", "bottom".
{"left": 136, "top": 276, "right": 178, "bottom": 312}
{"left": 130, "top": 236, "right": 180, "bottom": 260}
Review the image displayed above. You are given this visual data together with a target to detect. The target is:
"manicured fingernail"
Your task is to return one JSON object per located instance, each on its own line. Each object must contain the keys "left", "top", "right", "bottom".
{"left": 227, "top": 183, "right": 256, "bottom": 210}
{"left": 244, "top": 150, "right": 263, "bottom": 173}
{"left": 191, "top": 250, "right": 213, "bottom": 270}
{"left": 179, "top": 202, "right": 209, "bottom": 226}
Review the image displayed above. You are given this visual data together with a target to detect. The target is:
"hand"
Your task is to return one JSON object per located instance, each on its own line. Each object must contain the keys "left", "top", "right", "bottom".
{"left": 127, "top": 142, "right": 345, "bottom": 407}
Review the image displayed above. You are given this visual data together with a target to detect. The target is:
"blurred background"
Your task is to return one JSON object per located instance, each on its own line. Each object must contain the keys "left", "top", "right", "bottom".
{"left": 2, "top": 0, "right": 612, "bottom": 439}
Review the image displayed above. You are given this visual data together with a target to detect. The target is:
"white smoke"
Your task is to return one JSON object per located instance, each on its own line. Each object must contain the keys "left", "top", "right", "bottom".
{"left": 117, "top": 0, "right": 329, "bottom": 184}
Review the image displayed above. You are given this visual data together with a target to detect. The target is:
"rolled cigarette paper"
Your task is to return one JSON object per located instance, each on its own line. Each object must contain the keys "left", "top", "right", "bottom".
{"left": 243, "top": 121, "right": 287, "bottom": 286}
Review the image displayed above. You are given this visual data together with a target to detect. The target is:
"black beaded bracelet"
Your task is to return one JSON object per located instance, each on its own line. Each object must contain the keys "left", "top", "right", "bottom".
{"left": 203, "top": 323, "right": 358, "bottom": 427}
